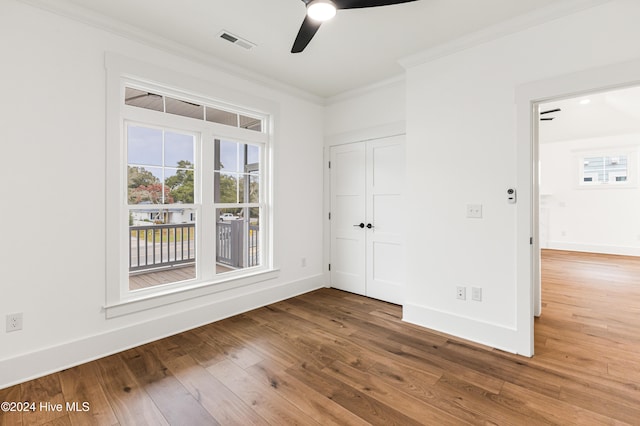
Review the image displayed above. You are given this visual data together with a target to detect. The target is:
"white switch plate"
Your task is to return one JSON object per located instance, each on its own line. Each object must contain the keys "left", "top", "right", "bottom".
{"left": 466, "top": 204, "right": 482, "bottom": 218}
{"left": 472, "top": 287, "right": 482, "bottom": 301}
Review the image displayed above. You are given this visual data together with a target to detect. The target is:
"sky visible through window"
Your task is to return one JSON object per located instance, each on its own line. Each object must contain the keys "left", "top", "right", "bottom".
{"left": 217, "top": 139, "right": 259, "bottom": 172}
{"left": 128, "top": 126, "right": 193, "bottom": 173}
{"left": 128, "top": 126, "right": 258, "bottom": 173}
{"left": 127, "top": 126, "right": 260, "bottom": 205}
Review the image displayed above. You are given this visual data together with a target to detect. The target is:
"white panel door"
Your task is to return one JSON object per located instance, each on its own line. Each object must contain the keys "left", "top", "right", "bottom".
{"left": 330, "top": 136, "right": 405, "bottom": 304}
{"left": 330, "top": 143, "right": 366, "bottom": 295}
{"left": 365, "top": 136, "right": 405, "bottom": 304}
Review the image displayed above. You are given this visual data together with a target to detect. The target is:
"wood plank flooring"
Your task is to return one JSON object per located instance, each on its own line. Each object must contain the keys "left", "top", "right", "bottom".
{"left": 2, "top": 249, "right": 639, "bottom": 425}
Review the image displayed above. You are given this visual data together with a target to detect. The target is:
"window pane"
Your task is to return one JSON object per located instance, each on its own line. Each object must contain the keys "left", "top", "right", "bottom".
{"left": 206, "top": 107, "right": 238, "bottom": 126}
{"left": 248, "top": 207, "right": 261, "bottom": 267}
{"left": 128, "top": 166, "right": 163, "bottom": 204}
{"left": 249, "top": 174, "right": 260, "bottom": 203}
{"left": 238, "top": 173, "right": 259, "bottom": 203}
{"left": 165, "top": 168, "right": 194, "bottom": 204}
{"left": 125, "top": 88, "right": 163, "bottom": 112}
{"left": 238, "top": 174, "right": 246, "bottom": 203}
{"left": 239, "top": 115, "right": 262, "bottom": 132}
{"left": 129, "top": 209, "right": 196, "bottom": 290}
{"left": 215, "top": 208, "right": 260, "bottom": 272}
{"left": 583, "top": 156, "right": 604, "bottom": 183}
{"left": 247, "top": 144, "right": 260, "bottom": 165}
{"left": 128, "top": 126, "right": 162, "bottom": 166}
{"left": 165, "top": 132, "right": 194, "bottom": 168}
{"left": 216, "top": 208, "right": 238, "bottom": 273}
{"left": 215, "top": 140, "right": 244, "bottom": 172}
{"left": 215, "top": 172, "right": 239, "bottom": 203}
{"left": 165, "top": 97, "right": 204, "bottom": 120}
{"left": 124, "top": 88, "right": 265, "bottom": 133}
{"left": 606, "top": 156, "right": 627, "bottom": 182}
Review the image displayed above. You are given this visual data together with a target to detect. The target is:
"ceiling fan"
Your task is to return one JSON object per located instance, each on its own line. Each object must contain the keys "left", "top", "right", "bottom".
{"left": 291, "top": 0, "right": 419, "bottom": 53}
{"left": 540, "top": 108, "right": 561, "bottom": 121}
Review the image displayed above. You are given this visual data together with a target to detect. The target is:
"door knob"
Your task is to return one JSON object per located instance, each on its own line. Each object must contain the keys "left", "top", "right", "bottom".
{"left": 353, "top": 223, "right": 365, "bottom": 228}
{"left": 366, "top": 223, "right": 374, "bottom": 229}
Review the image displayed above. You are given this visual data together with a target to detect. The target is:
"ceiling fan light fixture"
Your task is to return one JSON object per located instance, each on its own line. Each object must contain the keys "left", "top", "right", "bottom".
{"left": 307, "top": 0, "right": 337, "bottom": 22}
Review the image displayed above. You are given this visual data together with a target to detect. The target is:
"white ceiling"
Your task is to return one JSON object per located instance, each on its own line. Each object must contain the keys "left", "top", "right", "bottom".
{"left": 35, "top": 0, "right": 580, "bottom": 98}
{"left": 539, "top": 85, "right": 640, "bottom": 143}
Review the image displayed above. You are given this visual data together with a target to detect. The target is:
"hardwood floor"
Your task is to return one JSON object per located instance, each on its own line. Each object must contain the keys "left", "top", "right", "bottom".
{"left": 2, "top": 249, "right": 639, "bottom": 425}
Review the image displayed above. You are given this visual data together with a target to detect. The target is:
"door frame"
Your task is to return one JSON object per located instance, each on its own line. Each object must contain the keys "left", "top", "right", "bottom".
{"left": 515, "top": 57, "right": 640, "bottom": 356}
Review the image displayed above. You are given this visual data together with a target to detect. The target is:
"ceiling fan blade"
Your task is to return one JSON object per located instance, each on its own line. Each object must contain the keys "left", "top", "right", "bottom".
{"left": 334, "top": 0, "right": 418, "bottom": 9}
{"left": 291, "top": 16, "right": 323, "bottom": 53}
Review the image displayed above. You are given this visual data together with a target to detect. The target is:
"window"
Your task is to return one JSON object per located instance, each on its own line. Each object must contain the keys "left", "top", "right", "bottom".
{"left": 127, "top": 125, "right": 197, "bottom": 288}
{"left": 124, "top": 89, "right": 268, "bottom": 291}
{"left": 215, "top": 140, "right": 262, "bottom": 271}
{"left": 124, "top": 87, "right": 262, "bottom": 132}
{"left": 105, "top": 60, "right": 275, "bottom": 317}
{"left": 580, "top": 154, "right": 629, "bottom": 185}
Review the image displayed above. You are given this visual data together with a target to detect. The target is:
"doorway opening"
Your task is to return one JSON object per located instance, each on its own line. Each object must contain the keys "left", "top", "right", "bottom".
{"left": 533, "top": 84, "right": 640, "bottom": 353}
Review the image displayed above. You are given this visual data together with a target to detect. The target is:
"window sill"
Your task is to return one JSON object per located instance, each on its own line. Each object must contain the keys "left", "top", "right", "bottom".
{"left": 104, "top": 268, "right": 280, "bottom": 318}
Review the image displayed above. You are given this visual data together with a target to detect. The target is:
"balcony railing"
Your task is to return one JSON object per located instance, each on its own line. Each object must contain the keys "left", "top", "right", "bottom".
{"left": 129, "top": 221, "right": 259, "bottom": 273}
{"left": 129, "top": 224, "right": 195, "bottom": 272}
{"left": 216, "top": 221, "right": 260, "bottom": 268}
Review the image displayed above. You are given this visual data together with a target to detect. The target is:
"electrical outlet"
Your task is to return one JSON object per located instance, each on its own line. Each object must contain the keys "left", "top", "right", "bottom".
{"left": 456, "top": 286, "right": 466, "bottom": 300}
{"left": 6, "top": 313, "right": 23, "bottom": 332}
{"left": 466, "top": 204, "right": 482, "bottom": 219}
{"left": 472, "top": 287, "right": 482, "bottom": 302}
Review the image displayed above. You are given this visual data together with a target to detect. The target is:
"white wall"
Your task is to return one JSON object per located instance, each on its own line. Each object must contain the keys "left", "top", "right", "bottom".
{"left": 324, "top": 77, "right": 405, "bottom": 139}
{"left": 0, "top": 0, "right": 324, "bottom": 387}
{"left": 540, "top": 134, "right": 640, "bottom": 255}
{"left": 402, "top": 0, "right": 640, "bottom": 355}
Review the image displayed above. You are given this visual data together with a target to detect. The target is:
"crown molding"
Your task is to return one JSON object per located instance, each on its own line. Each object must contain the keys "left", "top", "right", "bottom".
{"left": 17, "top": 0, "right": 325, "bottom": 105}
{"left": 324, "top": 73, "right": 405, "bottom": 106}
{"left": 399, "top": 0, "right": 613, "bottom": 69}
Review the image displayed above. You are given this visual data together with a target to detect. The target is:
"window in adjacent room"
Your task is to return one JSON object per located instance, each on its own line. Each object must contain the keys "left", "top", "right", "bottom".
{"left": 580, "top": 154, "right": 629, "bottom": 185}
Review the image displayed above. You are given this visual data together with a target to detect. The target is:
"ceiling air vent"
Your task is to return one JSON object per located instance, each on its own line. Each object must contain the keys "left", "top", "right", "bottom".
{"left": 219, "top": 31, "right": 255, "bottom": 50}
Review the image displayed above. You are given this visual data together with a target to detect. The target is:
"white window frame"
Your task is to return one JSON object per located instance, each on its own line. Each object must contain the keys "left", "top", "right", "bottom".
{"left": 105, "top": 53, "right": 277, "bottom": 318}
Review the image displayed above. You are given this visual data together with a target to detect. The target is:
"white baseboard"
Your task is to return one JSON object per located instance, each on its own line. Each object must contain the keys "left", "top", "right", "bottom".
{"left": 403, "top": 302, "right": 531, "bottom": 356}
{"left": 544, "top": 241, "right": 640, "bottom": 257}
{"left": 0, "top": 275, "right": 324, "bottom": 389}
